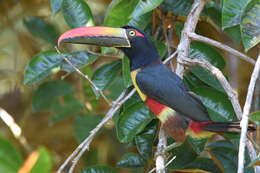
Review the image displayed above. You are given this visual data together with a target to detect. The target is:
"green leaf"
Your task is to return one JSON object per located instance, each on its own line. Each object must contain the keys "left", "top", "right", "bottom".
{"left": 32, "top": 80, "right": 74, "bottom": 111}
{"left": 74, "top": 114, "right": 102, "bottom": 142}
{"left": 92, "top": 61, "right": 122, "bottom": 91}
{"left": 50, "top": 0, "right": 63, "bottom": 14}
{"left": 189, "top": 42, "right": 225, "bottom": 92}
{"left": 23, "top": 16, "right": 59, "bottom": 45}
{"left": 168, "top": 140, "right": 198, "bottom": 170}
{"left": 222, "top": 0, "right": 251, "bottom": 29}
{"left": 249, "top": 111, "right": 260, "bottom": 126}
{"left": 183, "top": 72, "right": 206, "bottom": 90}
{"left": 50, "top": 95, "right": 83, "bottom": 124}
{"left": 160, "top": 0, "right": 193, "bottom": 16}
{"left": 81, "top": 165, "right": 118, "bottom": 173}
{"left": 190, "top": 42, "right": 225, "bottom": 69}
{"left": 203, "top": 1, "right": 222, "bottom": 27}
{"left": 104, "top": 0, "right": 139, "bottom": 27}
{"left": 187, "top": 137, "right": 207, "bottom": 154}
{"left": 192, "top": 87, "right": 236, "bottom": 122}
{"left": 23, "top": 50, "right": 63, "bottom": 85}
{"left": 135, "top": 120, "right": 157, "bottom": 159}
{"left": 122, "top": 56, "right": 132, "bottom": 88}
{"left": 131, "top": 0, "right": 163, "bottom": 18}
{"left": 0, "top": 137, "right": 22, "bottom": 173}
{"left": 62, "top": 0, "right": 94, "bottom": 28}
{"left": 207, "top": 140, "right": 254, "bottom": 173}
{"left": 61, "top": 51, "right": 97, "bottom": 72}
{"left": 241, "top": 0, "right": 260, "bottom": 51}
{"left": 189, "top": 67, "right": 225, "bottom": 93}
{"left": 184, "top": 157, "right": 221, "bottom": 173}
{"left": 116, "top": 102, "right": 154, "bottom": 143}
{"left": 24, "top": 51, "right": 96, "bottom": 85}
{"left": 117, "top": 153, "right": 146, "bottom": 168}
{"left": 30, "top": 147, "right": 52, "bottom": 173}
{"left": 224, "top": 25, "right": 242, "bottom": 44}
{"left": 128, "top": 12, "right": 152, "bottom": 30}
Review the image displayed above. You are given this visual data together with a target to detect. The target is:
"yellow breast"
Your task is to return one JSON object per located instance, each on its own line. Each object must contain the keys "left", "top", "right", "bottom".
{"left": 130, "top": 69, "right": 147, "bottom": 101}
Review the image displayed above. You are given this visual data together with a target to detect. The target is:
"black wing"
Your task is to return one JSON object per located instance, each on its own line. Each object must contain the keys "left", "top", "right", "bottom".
{"left": 136, "top": 64, "right": 211, "bottom": 122}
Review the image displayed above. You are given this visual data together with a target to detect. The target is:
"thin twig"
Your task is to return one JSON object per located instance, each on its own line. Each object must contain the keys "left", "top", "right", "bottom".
{"left": 57, "top": 89, "right": 135, "bottom": 173}
{"left": 148, "top": 155, "right": 176, "bottom": 173}
{"left": 180, "top": 57, "right": 243, "bottom": 118}
{"left": 238, "top": 54, "right": 260, "bottom": 173}
{"left": 188, "top": 32, "right": 255, "bottom": 65}
{"left": 155, "top": 127, "right": 167, "bottom": 173}
{"left": 180, "top": 56, "right": 260, "bottom": 172}
{"left": 55, "top": 46, "right": 111, "bottom": 105}
{"left": 0, "top": 108, "right": 31, "bottom": 153}
{"left": 176, "top": 0, "right": 206, "bottom": 77}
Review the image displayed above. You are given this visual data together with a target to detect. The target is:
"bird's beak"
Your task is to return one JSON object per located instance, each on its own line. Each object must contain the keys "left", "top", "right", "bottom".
{"left": 58, "top": 26, "right": 131, "bottom": 48}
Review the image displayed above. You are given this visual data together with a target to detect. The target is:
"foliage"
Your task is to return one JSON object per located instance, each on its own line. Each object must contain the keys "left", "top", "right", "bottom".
{"left": 0, "top": 0, "right": 259, "bottom": 172}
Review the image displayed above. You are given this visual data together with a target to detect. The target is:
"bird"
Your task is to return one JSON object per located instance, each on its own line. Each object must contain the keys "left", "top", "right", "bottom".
{"left": 58, "top": 25, "right": 255, "bottom": 143}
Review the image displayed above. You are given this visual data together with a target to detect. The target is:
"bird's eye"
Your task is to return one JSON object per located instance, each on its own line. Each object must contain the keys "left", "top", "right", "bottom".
{"left": 129, "top": 30, "right": 136, "bottom": 37}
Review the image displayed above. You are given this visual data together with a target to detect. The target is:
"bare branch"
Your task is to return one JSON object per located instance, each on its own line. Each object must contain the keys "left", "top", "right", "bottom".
{"left": 57, "top": 89, "right": 135, "bottom": 173}
{"left": 55, "top": 46, "right": 111, "bottom": 105}
{"left": 176, "top": 0, "right": 207, "bottom": 76}
{"left": 188, "top": 33, "right": 255, "bottom": 65}
{"left": 238, "top": 53, "right": 260, "bottom": 173}
{"left": 0, "top": 108, "right": 31, "bottom": 153}
{"left": 180, "top": 57, "right": 260, "bottom": 172}
{"left": 155, "top": 127, "right": 167, "bottom": 173}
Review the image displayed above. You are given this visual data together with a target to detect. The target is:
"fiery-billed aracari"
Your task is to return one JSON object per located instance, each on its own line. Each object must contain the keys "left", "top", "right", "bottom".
{"left": 58, "top": 26, "right": 255, "bottom": 142}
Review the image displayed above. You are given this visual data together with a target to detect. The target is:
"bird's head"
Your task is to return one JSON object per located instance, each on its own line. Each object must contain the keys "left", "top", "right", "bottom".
{"left": 58, "top": 26, "right": 160, "bottom": 70}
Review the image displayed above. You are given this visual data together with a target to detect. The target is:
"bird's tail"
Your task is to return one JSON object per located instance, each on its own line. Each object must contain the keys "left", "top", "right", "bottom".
{"left": 202, "top": 121, "right": 256, "bottom": 133}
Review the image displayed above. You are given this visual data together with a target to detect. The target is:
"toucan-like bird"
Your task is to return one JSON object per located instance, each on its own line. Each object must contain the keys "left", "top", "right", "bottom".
{"left": 58, "top": 26, "right": 255, "bottom": 142}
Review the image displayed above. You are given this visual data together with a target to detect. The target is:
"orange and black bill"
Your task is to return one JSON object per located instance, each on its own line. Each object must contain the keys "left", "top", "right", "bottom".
{"left": 58, "top": 26, "right": 131, "bottom": 48}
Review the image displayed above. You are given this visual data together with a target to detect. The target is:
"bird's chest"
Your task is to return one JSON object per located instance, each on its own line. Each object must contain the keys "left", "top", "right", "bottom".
{"left": 130, "top": 69, "right": 147, "bottom": 101}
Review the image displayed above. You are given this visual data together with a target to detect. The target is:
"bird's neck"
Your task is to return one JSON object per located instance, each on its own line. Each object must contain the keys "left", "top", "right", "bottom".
{"left": 129, "top": 51, "right": 161, "bottom": 71}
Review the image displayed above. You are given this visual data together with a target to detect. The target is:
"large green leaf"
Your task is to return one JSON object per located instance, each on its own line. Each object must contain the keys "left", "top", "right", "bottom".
{"left": 222, "top": 0, "right": 251, "bottom": 29}
{"left": 62, "top": 0, "right": 94, "bottom": 28}
{"left": 224, "top": 25, "right": 242, "bottom": 44}
{"left": 168, "top": 140, "right": 198, "bottom": 170}
{"left": 135, "top": 120, "right": 157, "bottom": 159}
{"left": 160, "top": 0, "right": 193, "bottom": 16}
{"left": 61, "top": 51, "right": 97, "bottom": 72}
{"left": 0, "top": 137, "right": 22, "bottom": 173}
{"left": 24, "top": 51, "right": 96, "bottom": 85}
{"left": 50, "top": 95, "right": 83, "bottom": 124}
{"left": 184, "top": 157, "right": 221, "bottom": 173}
{"left": 116, "top": 102, "right": 154, "bottom": 143}
{"left": 74, "top": 114, "right": 102, "bottom": 142}
{"left": 249, "top": 111, "right": 260, "bottom": 126}
{"left": 30, "top": 147, "right": 52, "bottom": 173}
{"left": 187, "top": 137, "right": 207, "bottom": 154}
{"left": 192, "top": 87, "right": 236, "bottom": 122}
{"left": 80, "top": 165, "right": 118, "bottom": 173}
{"left": 189, "top": 42, "right": 225, "bottom": 93}
{"left": 23, "top": 50, "right": 63, "bottom": 85}
{"left": 131, "top": 0, "right": 163, "bottom": 18}
{"left": 50, "top": 0, "right": 63, "bottom": 14}
{"left": 128, "top": 12, "right": 152, "bottom": 30}
{"left": 203, "top": 1, "right": 222, "bottom": 27}
{"left": 241, "top": 0, "right": 260, "bottom": 51}
{"left": 207, "top": 140, "right": 254, "bottom": 173}
{"left": 92, "top": 61, "right": 122, "bottom": 91}
{"left": 117, "top": 153, "right": 146, "bottom": 168}
{"left": 32, "top": 80, "right": 74, "bottom": 111}
{"left": 23, "top": 16, "right": 59, "bottom": 45}
{"left": 122, "top": 56, "right": 132, "bottom": 88}
{"left": 190, "top": 42, "right": 225, "bottom": 69}
{"left": 104, "top": 0, "right": 139, "bottom": 27}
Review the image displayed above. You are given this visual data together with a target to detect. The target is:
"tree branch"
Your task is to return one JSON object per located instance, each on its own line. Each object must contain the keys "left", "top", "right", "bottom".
{"left": 238, "top": 53, "right": 260, "bottom": 173}
{"left": 176, "top": 0, "right": 206, "bottom": 77}
{"left": 57, "top": 89, "right": 135, "bottom": 173}
{"left": 155, "top": 127, "right": 167, "bottom": 173}
{"left": 180, "top": 56, "right": 260, "bottom": 172}
{"left": 188, "top": 33, "right": 255, "bottom": 65}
